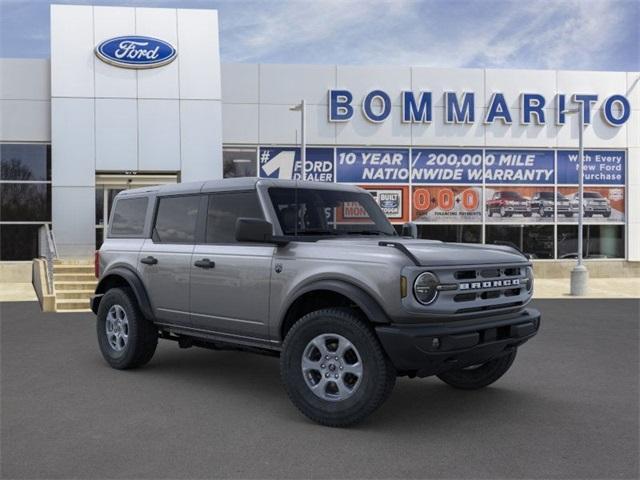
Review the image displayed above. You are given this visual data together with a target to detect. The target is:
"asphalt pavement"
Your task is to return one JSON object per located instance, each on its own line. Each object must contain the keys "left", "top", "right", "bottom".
{"left": 1, "top": 299, "right": 638, "bottom": 479}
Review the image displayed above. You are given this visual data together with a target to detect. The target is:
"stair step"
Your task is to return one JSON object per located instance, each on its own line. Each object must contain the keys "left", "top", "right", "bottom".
{"left": 55, "top": 281, "right": 97, "bottom": 291}
{"left": 56, "top": 290, "right": 95, "bottom": 299}
{"left": 56, "top": 309, "right": 92, "bottom": 313}
{"left": 54, "top": 273, "right": 97, "bottom": 281}
{"left": 54, "top": 265, "right": 94, "bottom": 274}
{"left": 55, "top": 299, "right": 90, "bottom": 310}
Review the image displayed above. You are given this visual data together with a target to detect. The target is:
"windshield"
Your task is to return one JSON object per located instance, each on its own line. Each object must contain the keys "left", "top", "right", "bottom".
{"left": 583, "top": 192, "right": 603, "bottom": 198}
{"left": 268, "top": 187, "right": 397, "bottom": 237}
{"left": 537, "top": 192, "right": 554, "bottom": 200}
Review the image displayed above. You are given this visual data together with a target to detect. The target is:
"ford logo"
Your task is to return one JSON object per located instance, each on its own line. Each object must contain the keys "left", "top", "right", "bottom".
{"left": 95, "top": 36, "right": 177, "bottom": 69}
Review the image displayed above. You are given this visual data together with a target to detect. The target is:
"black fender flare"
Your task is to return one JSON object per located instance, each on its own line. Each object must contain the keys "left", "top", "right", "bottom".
{"left": 93, "top": 266, "right": 155, "bottom": 321}
{"left": 281, "top": 279, "right": 391, "bottom": 329}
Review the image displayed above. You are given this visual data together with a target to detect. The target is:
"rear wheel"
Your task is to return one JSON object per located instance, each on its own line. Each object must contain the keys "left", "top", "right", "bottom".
{"left": 96, "top": 287, "right": 158, "bottom": 370}
{"left": 436, "top": 350, "right": 517, "bottom": 390}
{"left": 280, "top": 308, "right": 396, "bottom": 427}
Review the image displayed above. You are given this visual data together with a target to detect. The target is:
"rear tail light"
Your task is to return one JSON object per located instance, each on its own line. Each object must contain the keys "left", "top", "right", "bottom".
{"left": 94, "top": 250, "right": 100, "bottom": 278}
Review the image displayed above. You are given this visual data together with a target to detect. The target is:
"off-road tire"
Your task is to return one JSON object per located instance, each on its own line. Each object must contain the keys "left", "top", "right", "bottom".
{"left": 96, "top": 287, "right": 158, "bottom": 370}
{"left": 280, "top": 308, "right": 396, "bottom": 427}
{"left": 436, "top": 349, "right": 517, "bottom": 390}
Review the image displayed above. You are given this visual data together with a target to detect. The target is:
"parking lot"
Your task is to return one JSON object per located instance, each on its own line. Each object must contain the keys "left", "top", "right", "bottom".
{"left": 1, "top": 299, "right": 638, "bottom": 479}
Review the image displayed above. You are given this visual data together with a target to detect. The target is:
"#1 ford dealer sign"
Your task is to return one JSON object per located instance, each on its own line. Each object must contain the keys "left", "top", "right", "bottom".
{"left": 95, "top": 36, "right": 177, "bottom": 69}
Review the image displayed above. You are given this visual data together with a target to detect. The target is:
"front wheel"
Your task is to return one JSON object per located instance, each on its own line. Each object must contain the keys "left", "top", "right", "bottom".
{"left": 96, "top": 287, "right": 158, "bottom": 370}
{"left": 280, "top": 308, "right": 396, "bottom": 427}
{"left": 436, "top": 349, "right": 517, "bottom": 390}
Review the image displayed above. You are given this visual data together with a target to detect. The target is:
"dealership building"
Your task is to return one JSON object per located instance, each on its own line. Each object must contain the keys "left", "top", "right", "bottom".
{"left": 1, "top": 4, "right": 639, "bottom": 281}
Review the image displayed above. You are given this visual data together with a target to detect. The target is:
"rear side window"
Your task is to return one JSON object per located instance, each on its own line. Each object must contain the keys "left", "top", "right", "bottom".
{"left": 110, "top": 197, "right": 148, "bottom": 236}
{"left": 153, "top": 195, "right": 200, "bottom": 244}
{"left": 206, "top": 191, "right": 263, "bottom": 244}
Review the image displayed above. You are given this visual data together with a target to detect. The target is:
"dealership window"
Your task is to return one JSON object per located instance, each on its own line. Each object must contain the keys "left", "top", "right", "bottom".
{"left": 223, "top": 148, "right": 257, "bottom": 178}
{"left": 418, "top": 225, "right": 482, "bottom": 243}
{"left": 485, "top": 225, "right": 554, "bottom": 259}
{"left": 0, "top": 144, "right": 51, "bottom": 260}
{"left": 557, "top": 225, "right": 624, "bottom": 259}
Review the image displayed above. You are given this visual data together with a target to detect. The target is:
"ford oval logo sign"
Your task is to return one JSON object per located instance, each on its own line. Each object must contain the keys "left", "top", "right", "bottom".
{"left": 95, "top": 36, "right": 177, "bottom": 69}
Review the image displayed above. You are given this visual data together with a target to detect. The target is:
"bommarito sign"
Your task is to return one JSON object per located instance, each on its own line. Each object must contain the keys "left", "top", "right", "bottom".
{"left": 328, "top": 90, "right": 631, "bottom": 127}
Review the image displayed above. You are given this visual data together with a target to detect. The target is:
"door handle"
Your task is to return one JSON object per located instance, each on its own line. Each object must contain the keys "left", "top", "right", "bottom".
{"left": 194, "top": 258, "right": 215, "bottom": 269}
{"left": 140, "top": 256, "right": 158, "bottom": 265}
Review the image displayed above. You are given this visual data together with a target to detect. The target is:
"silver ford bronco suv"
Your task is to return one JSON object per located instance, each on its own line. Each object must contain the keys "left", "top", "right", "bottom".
{"left": 92, "top": 178, "right": 540, "bottom": 427}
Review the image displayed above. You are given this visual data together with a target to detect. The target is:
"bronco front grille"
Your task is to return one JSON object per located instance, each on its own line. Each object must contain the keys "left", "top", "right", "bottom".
{"left": 426, "top": 263, "right": 531, "bottom": 315}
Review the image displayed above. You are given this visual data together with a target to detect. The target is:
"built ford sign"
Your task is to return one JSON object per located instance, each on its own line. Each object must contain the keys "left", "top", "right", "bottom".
{"left": 95, "top": 36, "right": 177, "bottom": 69}
{"left": 328, "top": 89, "right": 631, "bottom": 127}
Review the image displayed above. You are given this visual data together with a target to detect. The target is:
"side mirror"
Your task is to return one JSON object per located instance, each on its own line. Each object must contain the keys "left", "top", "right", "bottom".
{"left": 235, "top": 218, "right": 289, "bottom": 245}
{"left": 401, "top": 222, "right": 417, "bottom": 239}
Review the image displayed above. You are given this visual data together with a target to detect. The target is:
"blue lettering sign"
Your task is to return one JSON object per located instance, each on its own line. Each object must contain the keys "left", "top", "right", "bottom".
{"left": 402, "top": 91, "right": 432, "bottom": 123}
{"left": 445, "top": 92, "right": 475, "bottom": 123}
{"left": 556, "top": 94, "right": 566, "bottom": 125}
{"left": 603, "top": 95, "right": 631, "bottom": 126}
{"left": 411, "top": 149, "right": 483, "bottom": 184}
{"left": 328, "top": 90, "right": 354, "bottom": 122}
{"left": 259, "top": 147, "right": 334, "bottom": 182}
{"left": 485, "top": 93, "right": 512, "bottom": 124}
{"left": 95, "top": 36, "right": 176, "bottom": 69}
{"left": 521, "top": 93, "right": 546, "bottom": 124}
{"left": 362, "top": 90, "right": 392, "bottom": 122}
{"left": 336, "top": 148, "right": 409, "bottom": 183}
{"left": 572, "top": 94, "right": 598, "bottom": 125}
{"left": 557, "top": 150, "right": 625, "bottom": 185}
{"left": 484, "top": 150, "right": 554, "bottom": 184}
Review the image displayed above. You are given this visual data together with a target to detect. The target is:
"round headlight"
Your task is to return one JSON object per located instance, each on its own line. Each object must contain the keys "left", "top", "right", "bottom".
{"left": 526, "top": 267, "right": 534, "bottom": 293}
{"left": 414, "top": 272, "right": 439, "bottom": 305}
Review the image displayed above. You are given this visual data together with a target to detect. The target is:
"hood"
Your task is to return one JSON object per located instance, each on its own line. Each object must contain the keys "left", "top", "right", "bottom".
{"left": 314, "top": 237, "right": 528, "bottom": 266}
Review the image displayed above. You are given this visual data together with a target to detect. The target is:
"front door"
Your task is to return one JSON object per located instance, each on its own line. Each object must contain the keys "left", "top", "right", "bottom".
{"left": 189, "top": 191, "right": 274, "bottom": 341}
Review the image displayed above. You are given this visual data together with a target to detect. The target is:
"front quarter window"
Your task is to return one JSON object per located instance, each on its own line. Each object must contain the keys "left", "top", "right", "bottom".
{"left": 268, "top": 187, "right": 396, "bottom": 237}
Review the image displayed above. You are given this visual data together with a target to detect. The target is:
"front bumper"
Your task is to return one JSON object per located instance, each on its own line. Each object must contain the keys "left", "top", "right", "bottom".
{"left": 375, "top": 308, "right": 540, "bottom": 377}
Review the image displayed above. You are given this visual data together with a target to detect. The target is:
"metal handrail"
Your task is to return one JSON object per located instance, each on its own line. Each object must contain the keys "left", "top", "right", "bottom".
{"left": 38, "top": 224, "right": 58, "bottom": 293}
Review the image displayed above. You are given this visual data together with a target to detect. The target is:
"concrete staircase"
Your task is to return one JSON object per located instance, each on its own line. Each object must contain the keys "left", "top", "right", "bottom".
{"left": 53, "top": 261, "right": 97, "bottom": 312}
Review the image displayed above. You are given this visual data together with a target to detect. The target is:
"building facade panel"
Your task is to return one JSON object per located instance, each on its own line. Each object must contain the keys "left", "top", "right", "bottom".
{"left": 138, "top": 99, "right": 181, "bottom": 171}
{"left": 95, "top": 98, "right": 137, "bottom": 171}
{"left": 259, "top": 64, "right": 336, "bottom": 105}
{"left": 0, "top": 59, "right": 50, "bottom": 100}
{"left": 0, "top": 100, "right": 50, "bottom": 142}
{"left": 221, "top": 63, "right": 259, "bottom": 104}
{"left": 484, "top": 69, "right": 557, "bottom": 110}
{"left": 50, "top": 4, "right": 95, "bottom": 98}
{"left": 176, "top": 9, "right": 221, "bottom": 100}
{"left": 222, "top": 103, "right": 259, "bottom": 144}
{"left": 135, "top": 7, "right": 180, "bottom": 99}
{"left": 411, "top": 67, "right": 485, "bottom": 108}
{"left": 336, "top": 65, "right": 411, "bottom": 107}
{"left": 180, "top": 99, "right": 223, "bottom": 182}
{"left": 93, "top": 6, "right": 137, "bottom": 98}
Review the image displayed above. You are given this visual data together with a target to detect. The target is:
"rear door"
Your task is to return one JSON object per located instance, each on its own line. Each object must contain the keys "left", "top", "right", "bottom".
{"left": 139, "top": 194, "right": 200, "bottom": 326}
{"left": 189, "top": 190, "right": 274, "bottom": 341}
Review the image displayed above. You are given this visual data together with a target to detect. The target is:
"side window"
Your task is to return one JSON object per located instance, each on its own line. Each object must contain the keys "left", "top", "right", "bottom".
{"left": 153, "top": 195, "right": 200, "bottom": 244}
{"left": 110, "top": 197, "right": 148, "bottom": 236}
{"left": 206, "top": 191, "right": 264, "bottom": 244}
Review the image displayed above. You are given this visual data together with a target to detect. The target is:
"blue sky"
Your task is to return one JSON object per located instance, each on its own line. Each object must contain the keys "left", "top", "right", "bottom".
{"left": 0, "top": 0, "right": 638, "bottom": 70}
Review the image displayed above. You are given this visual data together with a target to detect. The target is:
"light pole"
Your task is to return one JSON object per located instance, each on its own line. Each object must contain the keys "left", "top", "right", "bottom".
{"left": 564, "top": 104, "right": 588, "bottom": 295}
{"left": 289, "top": 100, "right": 306, "bottom": 180}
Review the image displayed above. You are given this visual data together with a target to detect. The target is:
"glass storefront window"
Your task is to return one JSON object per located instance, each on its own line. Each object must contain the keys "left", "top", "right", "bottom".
{"left": 223, "top": 148, "right": 257, "bottom": 178}
{"left": 486, "top": 225, "right": 554, "bottom": 259}
{"left": 0, "top": 224, "right": 41, "bottom": 260}
{"left": 557, "top": 225, "right": 624, "bottom": 259}
{"left": 0, "top": 144, "right": 51, "bottom": 181}
{"left": 418, "top": 225, "right": 481, "bottom": 243}
{"left": 0, "top": 183, "right": 51, "bottom": 222}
